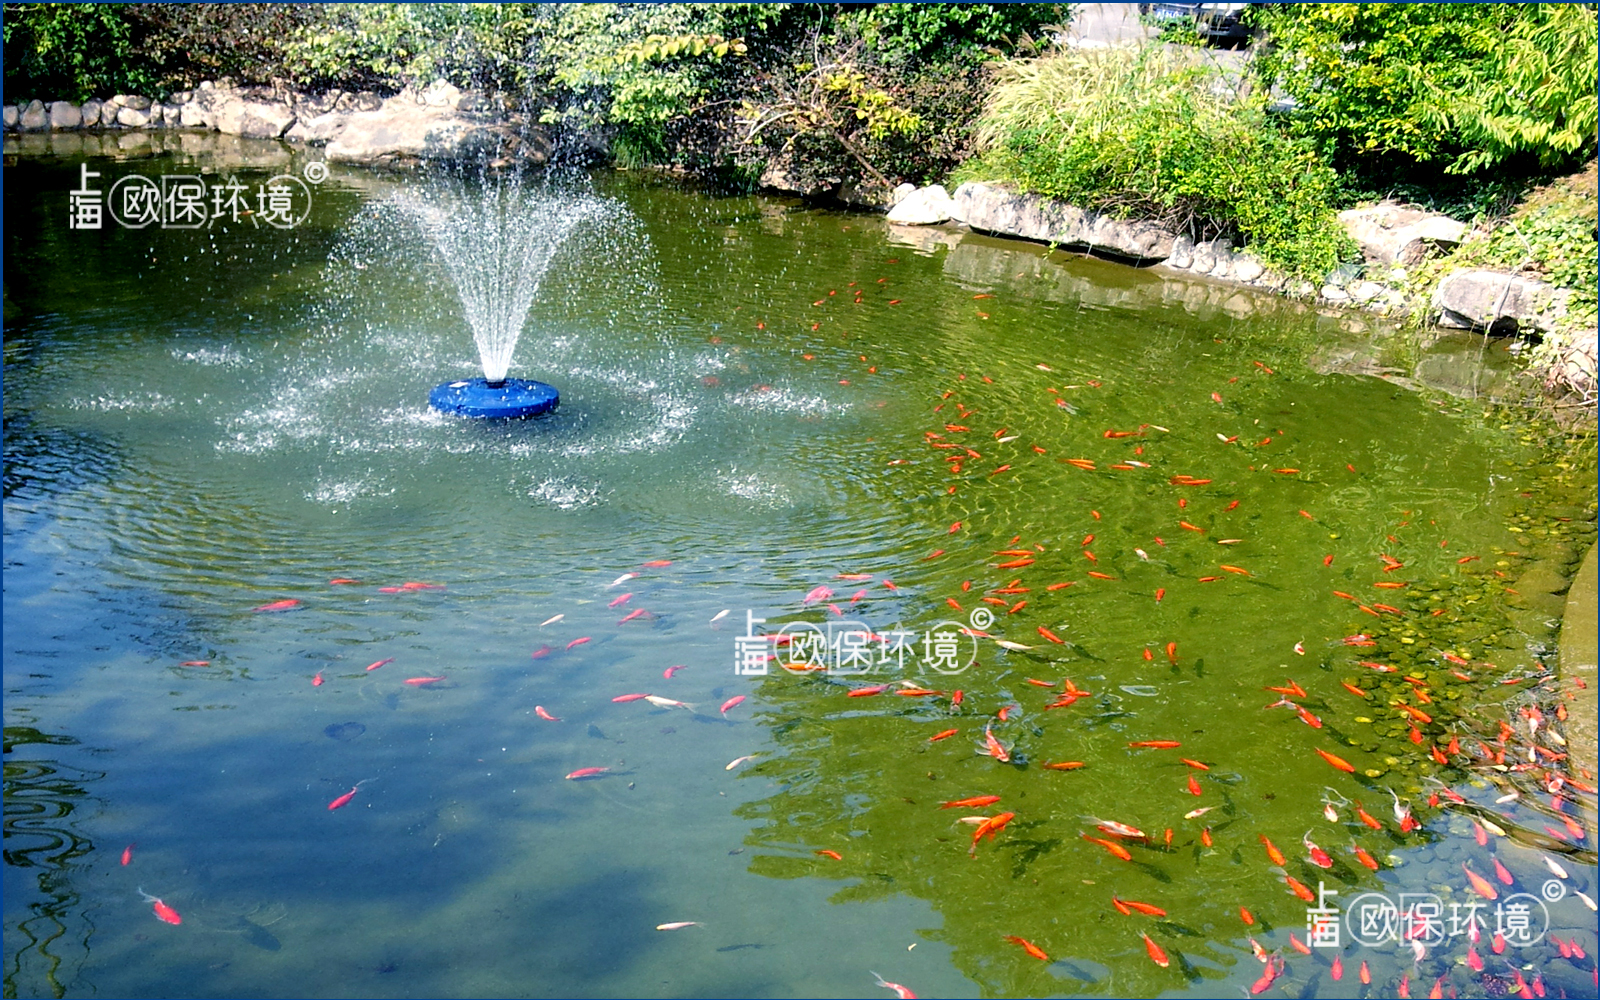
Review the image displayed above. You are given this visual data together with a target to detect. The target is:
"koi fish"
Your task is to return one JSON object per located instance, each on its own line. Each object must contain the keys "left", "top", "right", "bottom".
{"left": 1043, "top": 761, "right": 1086, "bottom": 770}
{"left": 996, "top": 557, "right": 1034, "bottom": 569}
{"left": 1463, "top": 863, "right": 1498, "bottom": 900}
{"left": 1142, "top": 932, "right": 1169, "bottom": 967}
{"left": 1037, "top": 626, "right": 1065, "bottom": 644}
{"left": 1351, "top": 844, "right": 1380, "bottom": 870}
{"left": 121, "top": 844, "right": 134, "bottom": 866}
{"left": 535, "top": 706, "right": 561, "bottom": 721}
{"left": 1087, "top": 817, "right": 1146, "bottom": 839}
{"left": 873, "top": 972, "right": 917, "bottom": 999}
{"left": 531, "top": 645, "right": 553, "bottom": 659}
{"left": 1220, "top": 565, "right": 1250, "bottom": 575}
{"left": 618, "top": 608, "right": 648, "bottom": 624}
{"left": 1304, "top": 831, "right": 1333, "bottom": 868}
{"left": 1281, "top": 874, "right": 1315, "bottom": 901}
{"left": 565, "top": 767, "right": 610, "bottom": 780}
{"left": 1082, "top": 834, "right": 1132, "bottom": 860}
{"left": 565, "top": 636, "right": 591, "bottom": 650}
{"left": 1165, "top": 642, "right": 1178, "bottom": 663}
{"left": 981, "top": 726, "right": 1011, "bottom": 762}
{"left": 640, "top": 560, "right": 672, "bottom": 568}
{"left": 644, "top": 695, "right": 693, "bottom": 710}
{"left": 969, "top": 811, "right": 1015, "bottom": 854}
{"left": 848, "top": 684, "right": 889, "bottom": 697}
{"left": 1260, "top": 834, "right": 1286, "bottom": 866}
{"left": 612, "top": 693, "right": 652, "bottom": 703}
{"left": 657, "top": 921, "right": 702, "bottom": 931}
{"left": 1116, "top": 896, "right": 1168, "bottom": 918}
{"left": 328, "top": 780, "right": 372, "bottom": 810}
{"left": 1184, "top": 806, "right": 1215, "bottom": 820}
{"left": 1130, "top": 740, "right": 1181, "bottom": 749}
{"left": 137, "top": 888, "right": 182, "bottom": 925}
{"left": 725, "top": 755, "right": 756, "bottom": 771}
{"left": 180, "top": 660, "right": 210, "bottom": 667}
{"left": 802, "top": 585, "right": 834, "bottom": 605}
{"left": 328, "top": 578, "right": 361, "bottom": 585}
{"left": 403, "top": 677, "right": 445, "bottom": 686}
{"left": 942, "top": 795, "right": 1001, "bottom": 809}
{"left": 1005, "top": 935, "right": 1049, "bottom": 961}
{"left": 365, "top": 658, "right": 393, "bottom": 672}
{"left": 719, "top": 695, "right": 746, "bottom": 715}
{"left": 1187, "top": 774, "right": 1203, "bottom": 796}
{"left": 1087, "top": 571, "right": 1116, "bottom": 580}
{"left": 1315, "top": 747, "right": 1356, "bottom": 772}
{"left": 253, "top": 599, "right": 300, "bottom": 612}
{"left": 312, "top": 672, "right": 324, "bottom": 687}
{"left": 608, "top": 593, "right": 632, "bottom": 608}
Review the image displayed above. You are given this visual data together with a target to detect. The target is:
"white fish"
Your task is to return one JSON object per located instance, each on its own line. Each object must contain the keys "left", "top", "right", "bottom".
{"left": 1183, "top": 806, "right": 1215, "bottom": 820}
{"left": 1495, "top": 791, "right": 1520, "bottom": 804}
{"left": 1217, "top": 538, "right": 1243, "bottom": 545}
{"left": 1576, "top": 889, "right": 1596, "bottom": 911}
{"left": 710, "top": 609, "right": 730, "bottom": 624}
{"left": 994, "top": 639, "right": 1034, "bottom": 651}
{"left": 1479, "top": 816, "right": 1507, "bottom": 837}
{"left": 1547, "top": 729, "right": 1566, "bottom": 746}
{"left": 1126, "top": 460, "right": 1151, "bottom": 467}
{"left": 609, "top": 573, "right": 639, "bottom": 588}
{"left": 644, "top": 695, "right": 694, "bottom": 711}
{"left": 1294, "top": 641, "right": 1306, "bottom": 656}
{"left": 656, "top": 921, "right": 701, "bottom": 931}
{"left": 539, "top": 614, "right": 564, "bottom": 627}
{"left": 1134, "top": 548, "right": 1150, "bottom": 561}
{"left": 1149, "top": 425, "right": 1170, "bottom": 433}
{"left": 997, "top": 435, "right": 1019, "bottom": 443}
{"left": 1035, "top": 363, "right": 1053, "bottom": 371}
{"left": 725, "top": 754, "right": 757, "bottom": 771}
{"left": 1542, "top": 855, "right": 1569, "bottom": 879}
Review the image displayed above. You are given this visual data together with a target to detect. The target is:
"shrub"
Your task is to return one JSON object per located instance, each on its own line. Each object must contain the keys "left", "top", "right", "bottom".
{"left": 1251, "top": 4, "right": 1598, "bottom": 177}
{"left": 3, "top": 2, "right": 155, "bottom": 101}
{"left": 966, "top": 45, "right": 1355, "bottom": 278}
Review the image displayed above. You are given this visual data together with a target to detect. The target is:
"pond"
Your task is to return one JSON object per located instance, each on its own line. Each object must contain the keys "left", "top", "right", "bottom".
{"left": 5, "top": 142, "right": 1596, "bottom": 999}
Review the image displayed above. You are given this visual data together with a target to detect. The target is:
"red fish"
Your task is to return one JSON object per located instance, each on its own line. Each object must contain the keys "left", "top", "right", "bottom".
{"left": 1351, "top": 845, "right": 1380, "bottom": 870}
{"left": 138, "top": 889, "right": 182, "bottom": 925}
{"left": 531, "top": 645, "right": 553, "bottom": 659}
{"left": 1304, "top": 832, "right": 1333, "bottom": 868}
{"left": 312, "top": 672, "right": 324, "bottom": 687}
{"left": 328, "top": 785, "right": 363, "bottom": 810}
{"left": 608, "top": 593, "right": 632, "bottom": 608}
{"left": 1043, "top": 761, "right": 1086, "bottom": 770}
{"left": 566, "top": 637, "right": 591, "bottom": 650}
{"left": 1117, "top": 897, "right": 1168, "bottom": 918}
{"left": 814, "top": 849, "right": 843, "bottom": 860}
{"left": 535, "top": 706, "right": 561, "bottom": 721}
{"left": 1005, "top": 935, "right": 1049, "bottom": 961}
{"left": 1130, "top": 740, "right": 1181, "bottom": 749}
{"left": 1463, "top": 863, "right": 1498, "bottom": 900}
{"left": 1186, "top": 774, "right": 1203, "bottom": 796}
{"left": 121, "top": 844, "right": 134, "bottom": 866}
{"left": 1037, "top": 626, "right": 1065, "bottom": 644}
{"left": 1315, "top": 748, "right": 1356, "bottom": 772}
{"left": 1082, "top": 834, "right": 1132, "bottom": 860}
{"left": 328, "top": 578, "right": 360, "bottom": 585}
{"left": 1142, "top": 932, "right": 1169, "bottom": 967}
{"left": 612, "top": 693, "right": 652, "bottom": 703}
{"left": 848, "top": 684, "right": 889, "bottom": 697}
{"left": 719, "top": 695, "right": 746, "bottom": 715}
{"left": 929, "top": 728, "right": 959, "bottom": 742}
{"left": 618, "top": 608, "right": 648, "bottom": 624}
{"left": 565, "top": 767, "right": 610, "bottom": 780}
{"left": 180, "top": 660, "right": 210, "bottom": 667}
{"left": 403, "top": 677, "right": 445, "bottom": 686}
{"left": 1260, "top": 834, "right": 1286, "bottom": 866}
{"left": 365, "top": 658, "right": 393, "bottom": 672}
{"left": 640, "top": 559, "right": 672, "bottom": 567}
{"left": 253, "top": 599, "right": 300, "bottom": 612}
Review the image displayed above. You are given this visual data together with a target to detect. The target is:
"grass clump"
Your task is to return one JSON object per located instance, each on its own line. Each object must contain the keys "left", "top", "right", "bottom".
{"left": 962, "top": 45, "right": 1354, "bottom": 279}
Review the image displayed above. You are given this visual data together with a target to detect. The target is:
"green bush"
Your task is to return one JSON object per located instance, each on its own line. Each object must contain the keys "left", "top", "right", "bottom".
{"left": 281, "top": 3, "right": 540, "bottom": 93}
{"left": 3, "top": 2, "right": 155, "bottom": 101}
{"left": 966, "top": 45, "right": 1355, "bottom": 279}
{"left": 1251, "top": 4, "right": 1598, "bottom": 177}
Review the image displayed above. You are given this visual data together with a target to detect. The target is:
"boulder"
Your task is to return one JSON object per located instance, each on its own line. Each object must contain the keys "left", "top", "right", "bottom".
{"left": 48, "top": 102, "right": 81, "bottom": 129}
{"left": 951, "top": 181, "right": 1177, "bottom": 260}
{"left": 837, "top": 180, "right": 893, "bottom": 209}
{"left": 20, "top": 100, "right": 48, "bottom": 131}
{"left": 180, "top": 102, "right": 211, "bottom": 128}
{"left": 116, "top": 105, "right": 151, "bottom": 128}
{"left": 81, "top": 100, "right": 102, "bottom": 126}
{"left": 420, "top": 79, "right": 461, "bottom": 108}
{"left": 891, "top": 182, "right": 917, "bottom": 206}
{"left": 1435, "top": 269, "right": 1567, "bottom": 333}
{"left": 886, "top": 184, "right": 956, "bottom": 225}
{"left": 1165, "top": 234, "right": 1194, "bottom": 269}
{"left": 1232, "top": 258, "right": 1264, "bottom": 283}
{"left": 113, "top": 94, "right": 153, "bottom": 111}
{"left": 319, "top": 100, "right": 490, "bottom": 163}
{"left": 4, "top": 106, "right": 17, "bottom": 130}
{"left": 206, "top": 92, "right": 296, "bottom": 138}
{"left": 1338, "top": 201, "right": 1467, "bottom": 266}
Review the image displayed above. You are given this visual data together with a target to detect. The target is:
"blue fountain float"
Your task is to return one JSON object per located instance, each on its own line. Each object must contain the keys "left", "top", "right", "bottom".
{"left": 399, "top": 175, "right": 609, "bottom": 419}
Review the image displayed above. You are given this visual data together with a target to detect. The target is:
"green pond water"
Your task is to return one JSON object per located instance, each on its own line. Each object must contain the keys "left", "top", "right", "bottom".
{"left": 4, "top": 145, "right": 1596, "bottom": 999}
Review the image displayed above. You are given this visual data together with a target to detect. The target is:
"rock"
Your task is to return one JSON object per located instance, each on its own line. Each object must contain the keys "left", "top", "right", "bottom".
{"left": 891, "top": 182, "right": 916, "bottom": 206}
{"left": 1190, "top": 243, "right": 1215, "bottom": 275}
{"left": 147, "top": 104, "right": 164, "bottom": 127}
{"left": 886, "top": 184, "right": 956, "bottom": 225}
{"left": 951, "top": 181, "right": 1177, "bottom": 261}
{"left": 1321, "top": 285, "right": 1350, "bottom": 302}
{"left": 114, "top": 94, "right": 153, "bottom": 111}
{"left": 81, "top": 100, "right": 102, "bottom": 126}
{"left": 1435, "top": 269, "right": 1567, "bottom": 334}
{"left": 1195, "top": 239, "right": 1231, "bottom": 276}
{"left": 317, "top": 100, "right": 491, "bottom": 163}
{"left": 160, "top": 104, "right": 182, "bottom": 126}
{"left": 1165, "top": 234, "right": 1194, "bottom": 269}
{"left": 116, "top": 105, "right": 151, "bottom": 128}
{"left": 171, "top": 91, "right": 192, "bottom": 105}
{"left": 180, "top": 102, "right": 211, "bottom": 128}
{"left": 1338, "top": 201, "right": 1467, "bottom": 266}
{"left": 1349, "top": 280, "right": 1385, "bottom": 303}
{"left": 20, "top": 99, "right": 47, "bottom": 131}
{"left": 4, "top": 106, "right": 17, "bottom": 130}
{"left": 48, "top": 102, "right": 81, "bottom": 129}
{"left": 1232, "top": 257, "right": 1264, "bottom": 282}
{"left": 204, "top": 90, "right": 296, "bottom": 138}
{"left": 420, "top": 79, "right": 461, "bottom": 108}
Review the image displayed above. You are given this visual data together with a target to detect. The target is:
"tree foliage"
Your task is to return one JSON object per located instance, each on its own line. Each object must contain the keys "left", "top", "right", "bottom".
{"left": 1251, "top": 3, "right": 1599, "bottom": 176}
{"left": 3, "top": 3, "right": 153, "bottom": 101}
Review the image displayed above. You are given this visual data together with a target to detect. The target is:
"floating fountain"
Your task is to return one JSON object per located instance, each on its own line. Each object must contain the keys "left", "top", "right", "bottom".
{"left": 397, "top": 174, "right": 610, "bottom": 419}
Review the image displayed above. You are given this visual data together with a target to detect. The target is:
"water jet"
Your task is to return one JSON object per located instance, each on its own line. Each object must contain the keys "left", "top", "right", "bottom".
{"left": 397, "top": 174, "right": 609, "bottom": 419}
